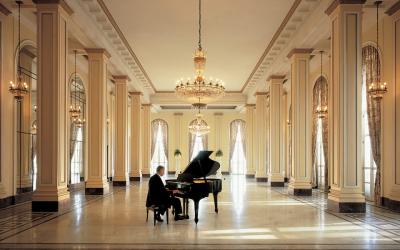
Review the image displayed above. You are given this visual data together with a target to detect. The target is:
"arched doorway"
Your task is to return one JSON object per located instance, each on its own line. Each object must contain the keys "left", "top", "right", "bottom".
{"left": 69, "top": 76, "right": 86, "bottom": 188}
{"left": 312, "top": 76, "right": 328, "bottom": 191}
{"left": 230, "top": 119, "right": 246, "bottom": 175}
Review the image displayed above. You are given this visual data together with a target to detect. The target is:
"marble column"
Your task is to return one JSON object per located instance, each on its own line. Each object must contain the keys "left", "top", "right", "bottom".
{"left": 85, "top": 48, "right": 110, "bottom": 195}
{"left": 326, "top": 1, "right": 366, "bottom": 212}
{"left": 141, "top": 104, "right": 151, "bottom": 177}
{"left": 173, "top": 112, "right": 183, "bottom": 175}
{"left": 245, "top": 104, "right": 256, "bottom": 178}
{"left": 287, "top": 48, "right": 313, "bottom": 196}
{"left": 268, "top": 75, "right": 285, "bottom": 186}
{"left": 113, "top": 76, "right": 129, "bottom": 186}
{"left": 255, "top": 92, "right": 268, "bottom": 182}
{"left": 129, "top": 92, "right": 142, "bottom": 181}
{"left": 32, "top": 0, "right": 72, "bottom": 212}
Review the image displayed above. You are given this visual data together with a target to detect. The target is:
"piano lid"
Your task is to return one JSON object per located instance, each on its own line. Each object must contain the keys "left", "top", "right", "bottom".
{"left": 181, "top": 151, "right": 220, "bottom": 179}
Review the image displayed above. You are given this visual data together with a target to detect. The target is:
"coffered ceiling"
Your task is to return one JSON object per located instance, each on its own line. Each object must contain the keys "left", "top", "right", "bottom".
{"left": 102, "top": 0, "right": 295, "bottom": 92}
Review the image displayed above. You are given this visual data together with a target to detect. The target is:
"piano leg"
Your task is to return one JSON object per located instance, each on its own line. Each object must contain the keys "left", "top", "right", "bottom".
{"left": 194, "top": 200, "right": 199, "bottom": 224}
{"left": 213, "top": 192, "right": 219, "bottom": 213}
{"left": 184, "top": 198, "right": 189, "bottom": 219}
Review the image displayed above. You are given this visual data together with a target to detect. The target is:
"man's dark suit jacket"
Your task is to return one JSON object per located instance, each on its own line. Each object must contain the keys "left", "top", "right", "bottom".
{"left": 146, "top": 174, "right": 169, "bottom": 208}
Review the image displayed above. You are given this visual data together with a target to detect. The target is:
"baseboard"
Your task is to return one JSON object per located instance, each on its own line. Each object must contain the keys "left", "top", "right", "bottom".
{"left": 222, "top": 171, "right": 230, "bottom": 175}
{"left": 142, "top": 174, "right": 151, "bottom": 178}
{"left": 327, "top": 200, "right": 366, "bottom": 213}
{"left": 246, "top": 174, "right": 255, "bottom": 179}
{"left": 129, "top": 176, "right": 141, "bottom": 181}
{"left": 32, "top": 199, "right": 70, "bottom": 212}
{"left": 271, "top": 181, "right": 285, "bottom": 187}
{"left": 168, "top": 171, "right": 176, "bottom": 175}
{"left": 284, "top": 177, "right": 289, "bottom": 183}
{"left": 256, "top": 177, "right": 268, "bottom": 182}
{"left": 290, "top": 188, "right": 312, "bottom": 196}
{"left": 113, "top": 181, "right": 129, "bottom": 186}
{"left": 85, "top": 187, "right": 108, "bottom": 195}
{"left": 382, "top": 197, "right": 400, "bottom": 213}
{"left": 68, "top": 182, "right": 85, "bottom": 192}
{"left": 0, "top": 192, "right": 33, "bottom": 209}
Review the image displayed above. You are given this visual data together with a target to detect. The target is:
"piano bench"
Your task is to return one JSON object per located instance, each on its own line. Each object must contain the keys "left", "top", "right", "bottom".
{"left": 146, "top": 206, "right": 169, "bottom": 226}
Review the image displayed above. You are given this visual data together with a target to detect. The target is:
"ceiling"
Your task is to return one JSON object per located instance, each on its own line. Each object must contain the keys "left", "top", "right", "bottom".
{"left": 102, "top": 0, "right": 295, "bottom": 92}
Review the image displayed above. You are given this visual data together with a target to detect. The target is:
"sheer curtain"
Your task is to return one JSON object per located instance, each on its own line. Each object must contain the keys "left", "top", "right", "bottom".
{"left": 230, "top": 120, "right": 246, "bottom": 174}
{"left": 150, "top": 120, "right": 159, "bottom": 159}
{"left": 188, "top": 119, "right": 208, "bottom": 161}
{"left": 150, "top": 119, "right": 168, "bottom": 173}
{"left": 362, "top": 45, "right": 382, "bottom": 204}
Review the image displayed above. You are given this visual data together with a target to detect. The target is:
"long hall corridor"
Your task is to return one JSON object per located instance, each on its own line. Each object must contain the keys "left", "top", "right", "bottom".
{"left": 0, "top": 177, "right": 399, "bottom": 249}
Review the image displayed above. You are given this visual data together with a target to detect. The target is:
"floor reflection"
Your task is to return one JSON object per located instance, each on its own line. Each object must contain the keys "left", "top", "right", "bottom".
{"left": 230, "top": 174, "right": 246, "bottom": 216}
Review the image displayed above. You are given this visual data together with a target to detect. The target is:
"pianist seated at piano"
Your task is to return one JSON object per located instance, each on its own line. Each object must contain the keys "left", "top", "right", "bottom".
{"left": 146, "top": 165, "right": 186, "bottom": 222}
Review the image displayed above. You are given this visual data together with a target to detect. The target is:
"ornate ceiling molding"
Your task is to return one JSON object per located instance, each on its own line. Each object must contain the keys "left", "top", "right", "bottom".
{"left": 241, "top": 0, "right": 320, "bottom": 94}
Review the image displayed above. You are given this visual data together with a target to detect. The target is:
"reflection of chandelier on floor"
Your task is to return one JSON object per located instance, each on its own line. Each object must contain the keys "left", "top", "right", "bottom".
{"left": 175, "top": 0, "right": 225, "bottom": 105}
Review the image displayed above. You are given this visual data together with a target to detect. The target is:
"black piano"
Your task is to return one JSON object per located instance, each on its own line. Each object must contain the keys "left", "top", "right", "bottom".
{"left": 166, "top": 151, "right": 222, "bottom": 224}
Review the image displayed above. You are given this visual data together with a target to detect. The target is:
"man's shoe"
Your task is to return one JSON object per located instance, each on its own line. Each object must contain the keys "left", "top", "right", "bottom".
{"left": 156, "top": 215, "right": 164, "bottom": 222}
{"left": 174, "top": 215, "right": 185, "bottom": 221}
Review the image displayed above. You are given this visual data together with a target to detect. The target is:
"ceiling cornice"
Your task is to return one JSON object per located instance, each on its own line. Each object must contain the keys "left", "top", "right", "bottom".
{"left": 240, "top": 0, "right": 301, "bottom": 93}
{"left": 96, "top": 0, "right": 156, "bottom": 92}
{"left": 0, "top": 2, "right": 12, "bottom": 16}
{"left": 386, "top": 0, "right": 400, "bottom": 16}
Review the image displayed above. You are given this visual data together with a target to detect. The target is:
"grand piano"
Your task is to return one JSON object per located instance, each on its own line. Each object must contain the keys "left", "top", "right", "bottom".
{"left": 166, "top": 151, "right": 222, "bottom": 224}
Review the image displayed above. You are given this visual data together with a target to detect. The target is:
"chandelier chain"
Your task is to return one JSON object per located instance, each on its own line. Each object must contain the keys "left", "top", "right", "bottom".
{"left": 198, "top": 0, "right": 202, "bottom": 50}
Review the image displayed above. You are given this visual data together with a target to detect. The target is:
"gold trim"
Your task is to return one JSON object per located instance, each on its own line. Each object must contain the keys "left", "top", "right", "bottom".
{"left": 240, "top": 0, "right": 302, "bottom": 92}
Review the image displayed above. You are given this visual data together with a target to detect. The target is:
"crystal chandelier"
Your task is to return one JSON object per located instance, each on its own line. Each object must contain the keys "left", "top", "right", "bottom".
{"left": 9, "top": 1, "right": 29, "bottom": 100}
{"left": 70, "top": 50, "right": 81, "bottom": 118}
{"left": 175, "top": 0, "right": 225, "bottom": 104}
{"left": 315, "top": 51, "right": 328, "bottom": 119}
{"left": 368, "top": 1, "right": 387, "bottom": 100}
{"left": 189, "top": 110, "right": 210, "bottom": 136}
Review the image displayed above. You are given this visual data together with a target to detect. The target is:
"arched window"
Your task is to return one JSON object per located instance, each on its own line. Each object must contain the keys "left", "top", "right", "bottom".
{"left": 230, "top": 119, "right": 246, "bottom": 175}
{"left": 189, "top": 119, "right": 208, "bottom": 161}
{"left": 312, "top": 76, "right": 328, "bottom": 191}
{"left": 362, "top": 45, "right": 381, "bottom": 202}
{"left": 151, "top": 119, "right": 168, "bottom": 174}
{"left": 69, "top": 77, "right": 86, "bottom": 185}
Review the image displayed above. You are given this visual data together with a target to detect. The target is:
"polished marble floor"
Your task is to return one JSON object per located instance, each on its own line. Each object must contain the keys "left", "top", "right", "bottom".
{"left": 0, "top": 176, "right": 399, "bottom": 249}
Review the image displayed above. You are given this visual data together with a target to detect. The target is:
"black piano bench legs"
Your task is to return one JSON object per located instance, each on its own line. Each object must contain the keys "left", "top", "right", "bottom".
{"left": 146, "top": 206, "right": 169, "bottom": 226}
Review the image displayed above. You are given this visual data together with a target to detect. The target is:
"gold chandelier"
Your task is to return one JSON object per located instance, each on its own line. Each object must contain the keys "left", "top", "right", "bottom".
{"left": 368, "top": 1, "right": 387, "bottom": 100}
{"left": 189, "top": 110, "right": 210, "bottom": 136}
{"left": 70, "top": 50, "right": 82, "bottom": 118}
{"left": 9, "top": 1, "right": 29, "bottom": 101}
{"left": 175, "top": 0, "right": 225, "bottom": 104}
{"left": 315, "top": 51, "right": 328, "bottom": 119}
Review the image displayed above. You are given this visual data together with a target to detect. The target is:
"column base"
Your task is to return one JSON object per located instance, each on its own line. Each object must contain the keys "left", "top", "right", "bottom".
{"left": 256, "top": 177, "right": 268, "bottom": 182}
{"left": 382, "top": 197, "right": 400, "bottom": 213}
{"left": 85, "top": 181, "right": 110, "bottom": 195}
{"left": 17, "top": 187, "right": 33, "bottom": 193}
{"left": 284, "top": 177, "right": 289, "bottom": 182}
{"left": 289, "top": 188, "right": 312, "bottom": 196}
{"left": 129, "top": 176, "right": 141, "bottom": 181}
{"left": 113, "top": 180, "right": 129, "bottom": 186}
{"left": 246, "top": 174, "right": 255, "bottom": 179}
{"left": 32, "top": 199, "right": 70, "bottom": 212}
{"left": 271, "top": 181, "right": 285, "bottom": 187}
{"left": 327, "top": 199, "right": 366, "bottom": 213}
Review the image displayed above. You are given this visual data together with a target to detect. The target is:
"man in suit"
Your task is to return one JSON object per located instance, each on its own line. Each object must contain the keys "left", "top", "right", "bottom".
{"left": 146, "top": 165, "right": 185, "bottom": 222}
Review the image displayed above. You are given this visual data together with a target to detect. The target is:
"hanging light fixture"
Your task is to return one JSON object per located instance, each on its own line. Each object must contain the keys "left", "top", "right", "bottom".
{"left": 69, "top": 50, "right": 81, "bottom": 118}
{"left": 9, "top": 1, "right": 29, "bottom": 100}
{"left": 315, "top": 51, "right": 328, "bottom": 119}
{"left": 175, "top": 0, "right": 225, "bottom": 104}
{"left": 189, "top": 109, "right": 210, "bottom": 136}
{"left": 368, "top": 1, "right": 387, "bottom": 100}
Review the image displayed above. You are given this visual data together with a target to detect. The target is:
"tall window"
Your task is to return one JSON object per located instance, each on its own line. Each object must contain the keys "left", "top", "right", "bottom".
{"left": 71, "top": 128, "right": 83, "bottom": 184}
{"left": 230, "top": 120, "right": 246, "bottom": 175}
{"left": 312, "top": 76, "right": 328, "bottom": 191}
{"left": 151, "top": 119, "right": 168, "bottom": 174}
{"left": 362, "top": 45, "right": 380, "bottom": 201}
{"left": 189, "top": 119, "right": 208, "bottom": 161}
